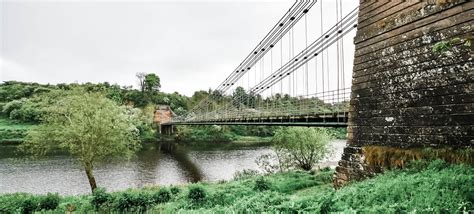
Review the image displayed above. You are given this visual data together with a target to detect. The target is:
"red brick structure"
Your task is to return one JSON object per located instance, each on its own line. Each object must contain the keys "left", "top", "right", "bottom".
{"left": 154, "top": 105, "right": 174, "bottom": 124}
{"left": 154, "top": 105, "right": 176, "bottom": 134}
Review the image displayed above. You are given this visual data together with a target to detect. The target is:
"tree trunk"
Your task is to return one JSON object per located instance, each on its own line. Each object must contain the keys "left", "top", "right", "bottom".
{"left": 84, "top": 161, "right": 97, "bottom": 192}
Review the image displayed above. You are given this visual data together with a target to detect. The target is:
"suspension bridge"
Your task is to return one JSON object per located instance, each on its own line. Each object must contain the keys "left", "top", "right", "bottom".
{"left": 159, "top": 0, "right": 473, "bottom": 186}
{"left": 163, "top": 0, "right": 357, "bottom": 129}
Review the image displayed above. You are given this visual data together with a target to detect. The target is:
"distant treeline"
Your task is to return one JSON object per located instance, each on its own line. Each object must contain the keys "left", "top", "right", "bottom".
{"left": 0, "top": 77, "right": 347, "bottom": 143}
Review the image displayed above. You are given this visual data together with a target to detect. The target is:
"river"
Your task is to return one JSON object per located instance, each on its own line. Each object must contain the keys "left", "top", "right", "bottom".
{"left": 0, "top": 140, "right": 346, "bottom": 195}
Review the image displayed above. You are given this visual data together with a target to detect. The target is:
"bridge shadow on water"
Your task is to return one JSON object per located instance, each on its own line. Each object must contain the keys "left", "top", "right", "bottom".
{"left": 159, "top": 142, "right": 204, "bottom": 183}
{"left": 135, "top": 142, "right": 204, "bottom": 184}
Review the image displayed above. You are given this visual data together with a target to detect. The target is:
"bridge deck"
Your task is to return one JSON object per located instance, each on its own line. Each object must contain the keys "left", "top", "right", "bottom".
{"left": 165, "top": 112, "right": 349, "bottom": 127}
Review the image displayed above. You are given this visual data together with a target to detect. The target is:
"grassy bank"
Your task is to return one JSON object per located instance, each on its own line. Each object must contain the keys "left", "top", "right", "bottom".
{"left": 0, "top": 116, "right": 35, "bottom": 144}
{"left": 0, "top": 161, "right": 472, "bottom": 213}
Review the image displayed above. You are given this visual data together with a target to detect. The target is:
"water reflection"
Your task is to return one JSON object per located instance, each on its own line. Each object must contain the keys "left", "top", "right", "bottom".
{"left": 0, "top": 140, "right": 345, "bottom": 195}
{"left": 158, "top": 142, "right": 203, "bottom": 183}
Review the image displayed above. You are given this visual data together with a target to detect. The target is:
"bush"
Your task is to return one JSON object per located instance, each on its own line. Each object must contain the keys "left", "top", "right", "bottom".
{"left": 90, "top": 188, "right": 111, "bottom": 209}
{"left": 114, "top": 192, "right": 134, "bottom": 211}
{"left": 39, "top": 193, "right": 60, "bottom": 210}
{"left": 2, "top": 99, "right": 24, "bottom": 116}
{"left": 272, "top": 127, "right": 332, "bottom": 171}
{"left": 21, "top": 197, "right": 39, "bottom": 214}
{"left": 152, "top": 188, "right": 171, "bottom": 203}
{"left": 170, "top": 186, "right": 181, "bottom": 195}
{"left": 187, "top": 185, "right": 207, "bottom": 203}
{"left": 114, "top": 191, "right": 152, "bottom": 211}
{"left": 254, "top": 177, "right": 270, "bottom": 191}
{"left": 0, "top": 129, "right": 28, "bottom": 142}
{"left": 135, "top": 192, "right": 153, "bottom": 209}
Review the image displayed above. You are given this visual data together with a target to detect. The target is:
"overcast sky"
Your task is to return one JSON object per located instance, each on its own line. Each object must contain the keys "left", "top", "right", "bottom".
{"left": 1, "top": 0, "right": 357, "bottom": 96}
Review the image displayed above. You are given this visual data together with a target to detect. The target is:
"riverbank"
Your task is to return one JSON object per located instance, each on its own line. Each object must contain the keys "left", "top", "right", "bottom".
{"left": 160, "top": 133, "right": 273, "bottom": 147}
{"left": 0, "top": 117, "right": 34, "bottom": 144}
{"left": 0, "top": 161, "right": 471, "bottom": 213}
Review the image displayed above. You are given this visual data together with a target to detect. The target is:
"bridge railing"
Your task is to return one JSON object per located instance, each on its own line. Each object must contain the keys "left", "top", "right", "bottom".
{"left": 172, "top": 88, "right": 350, "bottom": 123}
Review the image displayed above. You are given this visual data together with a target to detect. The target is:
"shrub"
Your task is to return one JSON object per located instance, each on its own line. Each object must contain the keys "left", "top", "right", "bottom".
{"left": 134, "top": 192, "right": 153, "bottom": 210}
{"left": 272, "top": 127, "right": 332, "bottom": 171}
{"left": 114, "top": 191, "right": 152, "bottom": 211}
{"left": 187, "top": 185, "right": 207, "bottom": 203}
{"left": 90, "top": 188, "right": 111, "bottom": 209}
{"left": 21, "top": 197, "right": 39, "bottom": 214}
{"left": 254, "top": 177, "right": 270, "bottom": 191}
{"left": 39, "top": 193, "right": 60, "bottom": 210}
{"left": 153, "top": 188, "right": 171, "bottom": 203}
{"left": 2, "top": 99, "right": 24, "bottom": 117}
{"left": 170, "top": 186, "right": 181, "bottom": 195}
{"left": 114, "top": 192, "right": 135, "bottom": 211}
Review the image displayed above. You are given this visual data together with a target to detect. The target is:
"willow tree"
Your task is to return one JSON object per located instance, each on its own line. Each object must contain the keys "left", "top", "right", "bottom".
{"left": 20, "top": 90, "right": 141, "bottom": 192}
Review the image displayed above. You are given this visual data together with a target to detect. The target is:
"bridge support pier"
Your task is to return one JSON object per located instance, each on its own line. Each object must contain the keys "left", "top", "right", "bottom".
{"left": 334, "top": 0, "right": 474, "bottom": 188}
{"left": 160, "top": 125, "right": 175, "bottom": 136}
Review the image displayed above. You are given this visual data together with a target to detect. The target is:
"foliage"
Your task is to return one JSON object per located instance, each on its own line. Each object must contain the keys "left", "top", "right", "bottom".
{"left": 0, "top": 193, "right": 61, "bottom": 213}
{"left": 0, "top": 80, "right": 190, "bottom": 120}
{"left": 432, "top": 36, "right": 472, "bottom": 54}
{"left": 21, "top": 197, "right": 39, "bottom": 214}
{"left": 19, "top": 90, "right": 141, "bottom": 191}
{"left": 174, "top": 125, "right": 278, "bottom": 143}
{"left": 432, "top": 40, "right": 452, "bottom": 53}
{"left": 0, "top": 81, "right": 52, "bottom": 103}
{"left": 327, "top": 161, "right": 473, "bottom": 213}
{"left": 175, "top": 125, "right": 237, "bottom": 142}
{"left": 0, "top": 116, "right": 34, "bottom": 143}
{"left": 0, "top": 162, "right": 472, "bottom": 213}
{"left": 115, "top": 191, "right": 152, "bottom": 211}
{"left": 230, "top": 125, "right": 278, "bottom": 137}
{"left": 2, "top": 90, "right": 68, "bottom": 122}
{"left": 325, "top": 127, "right": 347, "bottom": 139}
{"left": 38, "top": 193, "right": 60, "bottom": 210}
{"left": 90, "top": 187, "right": 111, "bottom": 209}
{"left": 254, "top": 176, "right": 271, "bottom": 191}
{"left": 132, "top": 104, "right": 158, "bottom": 142}
{"left": 187, "top": 185, "right": 207, "bottom": 203}
{"left": 152, "top": 188, "right": 171, "bottom": 204}
{"left": 144, "top": 73, "right": 161, "bottom": 93}
{"left": 170, "top": 186, "right": 181, "bottom": 195}
{"left": 272, "top": 127, "right": 332, "bottom": 170}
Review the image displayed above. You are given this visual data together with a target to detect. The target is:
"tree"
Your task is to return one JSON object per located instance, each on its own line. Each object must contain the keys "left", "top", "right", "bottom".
{"left": 272, "top": 127, "right": 332, "bottom": 171}
{"left": 232, "top": 87, "right": 248, "bottom": 108}
{"left": 136, "top": 72, "right": 146, "bottom": 93}
{"left": 134, "top": 72, "right": 161, "bottom": 106}
{"left": 189, "top": 90, "right": 210, "bottom": 109}
{"left": 144, "top": 73, "right": 161, "bottom": 93}
{"left": 20, "top": 90, "right": 141, "bottom": 192}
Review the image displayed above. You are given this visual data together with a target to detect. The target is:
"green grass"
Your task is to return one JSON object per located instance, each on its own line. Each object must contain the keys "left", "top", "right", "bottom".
{"left": 0, "top": 160, "right": 472, "bottom": 213}
{"left": 0, "top": 116, "right": 35, "bottom": 144}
